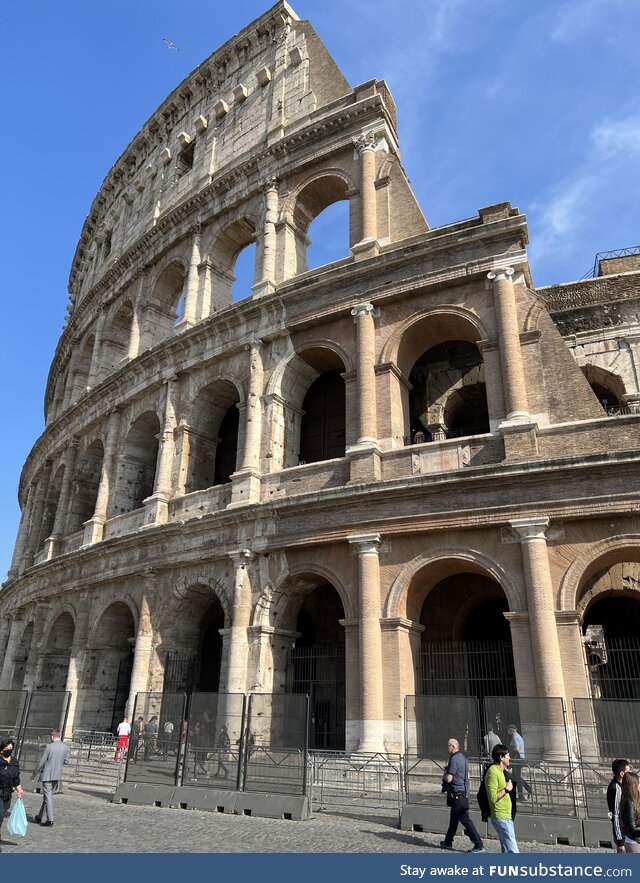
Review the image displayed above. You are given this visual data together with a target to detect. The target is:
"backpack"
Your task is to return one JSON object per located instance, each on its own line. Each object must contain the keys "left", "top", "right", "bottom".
{"left": 476, "top": 766, "right": 491, "bottom": 821}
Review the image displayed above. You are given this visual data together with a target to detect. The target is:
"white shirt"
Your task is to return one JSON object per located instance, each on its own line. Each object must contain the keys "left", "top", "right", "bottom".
{"left": 117, "top": 720, "right": 131, "bottom": 736}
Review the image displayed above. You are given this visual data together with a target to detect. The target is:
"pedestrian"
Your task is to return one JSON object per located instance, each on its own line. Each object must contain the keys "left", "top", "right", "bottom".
{"left": 507, "top": 724, "right": 532, "bottom": 801}
{"left": 485, "top": 743, "right": 519, "bottom": 853}
{"left": 483, "top": 726, "right": 500, "bottom": 757}
{"left": 439, "top": 737, "right": 484, "bottom": 853}
{"left": 32, "top": 729, "right": 70, "bottom": 827}
{"left": 620, "top": 771, "right": 640, "bottom": 854}
{"left": 144, "top": 715, "right": 159, "bottom": 759}
{"left": 130, "top": 715, "right": 144, "bottom": 761}
{"left": 160, "top": 719, "right": 175, "bottom": 759}
{"left": 215, "top": 725, "right": 231, "bottom": 779}
{"left": 0, "top": 738, "right": 24, "bottom": 851}
{"left": 608, "top": 758, "right": 632, "bottom": 853}
{"left": 114, "top": 716, "right": 131, "bottom": 761}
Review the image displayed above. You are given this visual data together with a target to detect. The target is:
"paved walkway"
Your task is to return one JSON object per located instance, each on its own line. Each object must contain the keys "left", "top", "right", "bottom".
{"left": 0, "top": 786, "right": 608, "bottom": 854}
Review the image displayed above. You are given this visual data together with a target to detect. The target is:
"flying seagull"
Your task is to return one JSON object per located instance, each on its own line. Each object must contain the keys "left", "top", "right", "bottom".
{"left": 163, "top": 38, "right": 180, "bottom": 51}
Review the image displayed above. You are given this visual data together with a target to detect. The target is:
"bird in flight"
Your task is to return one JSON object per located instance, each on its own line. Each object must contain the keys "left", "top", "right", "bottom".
{"left": 163, "top": 38, "right": 180, "bottom": 51}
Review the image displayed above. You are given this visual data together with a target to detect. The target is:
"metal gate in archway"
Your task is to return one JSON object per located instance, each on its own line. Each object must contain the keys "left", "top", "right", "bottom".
{"left": 286, "top": 644, "right": 345, "bottom": 750}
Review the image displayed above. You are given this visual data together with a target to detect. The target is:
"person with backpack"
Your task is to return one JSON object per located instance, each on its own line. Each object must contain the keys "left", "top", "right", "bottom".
{"left": 439, "top": 738, "right": 484, "bottom": 853}
{"left": 485, "top": 743, "right": 519, "bottom": 853}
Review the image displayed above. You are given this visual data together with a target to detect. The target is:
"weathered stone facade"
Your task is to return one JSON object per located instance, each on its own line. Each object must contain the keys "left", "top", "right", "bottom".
{"left": 2, "top": 2, "right": 640, "bottom": 754}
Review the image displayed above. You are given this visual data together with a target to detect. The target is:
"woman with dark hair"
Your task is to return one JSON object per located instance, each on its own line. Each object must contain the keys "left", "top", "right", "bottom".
{"left": 621, "top": 771, "right": 640, "bottom": 853}
{"left": 0, "top": 737, "right": 24, "bottom": 851}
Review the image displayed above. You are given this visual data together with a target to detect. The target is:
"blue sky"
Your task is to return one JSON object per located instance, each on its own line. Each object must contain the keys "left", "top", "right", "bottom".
{"left": 2, "top": 0, "right": 640, "bottom": 580}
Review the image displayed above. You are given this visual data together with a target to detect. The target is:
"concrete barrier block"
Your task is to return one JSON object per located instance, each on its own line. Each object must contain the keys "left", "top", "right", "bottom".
{"left": 113, "top": 782, "right": 176, "bottom": 807}
{"left": 171, "top": 786, "right": 239, "bottom": 814}
{"left": 233, "top": 792, "right": 311, "bottom": 820}
{"left": 583, "top": 818, "right": 615, "bottom": 849}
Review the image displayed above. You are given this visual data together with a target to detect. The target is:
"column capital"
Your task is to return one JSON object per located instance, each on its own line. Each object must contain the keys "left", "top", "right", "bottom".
{"left": 351, "top": 302, "right": 376, "bottom": 320}
{"left": 348, "top": 532, "right": 381, "bottom": 554}
{"left": 487, "top": 267, "right": 515, "bottom": 283}
{"left": 229, "top": 549, "right": 255, "bottom": 565}
{"left": 509, "top": 516, "right": 550, "bottom": 542}
{"left": 354, "top": 131, "right": 376, "bottom": 154}
{"left": 262, "top": 176, "right": 279, "bottom": 193}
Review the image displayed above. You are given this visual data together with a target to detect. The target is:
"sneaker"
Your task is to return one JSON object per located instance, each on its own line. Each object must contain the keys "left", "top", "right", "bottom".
{"left": 439, "top": 841, "right": 453, "bottom": 850}
{"left": 469, "top": 846, "right": 485, "bottom": 853}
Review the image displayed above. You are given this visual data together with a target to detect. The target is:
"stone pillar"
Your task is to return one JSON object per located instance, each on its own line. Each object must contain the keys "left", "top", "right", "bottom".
{"left": 348, "top": 533, "right": 385, "bottom": 752}
{"left": 8, "top": 483, "right": 36, "bottom": 579}
{"left": 64, "top": 593, "right": 91, "bottom": 734}
{"left": 126, "top": 574, "right": 155, "bottom": 718}
{"left": 175, "top": 226, "right": 201, "bottom": 332}
{"left": 351, "top": 302, "right": 378, "bottom": 445}
{"left": 83, "top": 409, "right": 121, "bottom": 545}
{"left": 0, "top": 614, "right": 24, "bottom": 690}
{"left": 22, "top": 602, "right": 49, "bottom": 690}
{"left": 87, "top": 309, "right": 107, "bottom": 389}
{"left": 44, "top": 438, "right": 79, "bottom": 560}
{"left": 144, "top": 376, "right": 180, "bottom": 525}
{"left": 61, "top": 343, "right": 82, "bottom": 410}
{"left": 224, "top": 550, "right": 254, "bottom": 693}
{"left": 127, "top": 271, "right": 145, "bottom": 360}
{"left": 230, "top": 341, "right": 263, "bottom": 506}
{"left": 253, "top": 179, "right": 278, "bottom": 298}
{"left": 23, "top": 460, "right": 53, "bottom": 567}
{"left": 352, "top": 132, "right": 379, "bottom": 259}
{"left": 510, "top": 516, "right": 568, "bottom": 759}
{"left": 487, "top": 268, "right": 530, "bottom": 423}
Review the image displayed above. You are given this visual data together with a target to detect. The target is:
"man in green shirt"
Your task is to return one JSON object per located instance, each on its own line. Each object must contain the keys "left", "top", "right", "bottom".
{"left": 485, "top": 744, "right": 519, "bottom": 853}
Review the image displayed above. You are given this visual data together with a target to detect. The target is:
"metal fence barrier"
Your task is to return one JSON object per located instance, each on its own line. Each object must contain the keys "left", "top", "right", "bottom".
{"left": 124, "top": 691, "right": 187, "bottom": 786}
{"left": 15, "top": 691, "right": 70, "bottom": 777}
{"left": 0, "top": 690, "right": 28, "bottom": 741}
{"left": 243, "top": 693, "right": 309, "bottom": 795}
{"left": 182, "top": 692, "right": 246, "bottom": 790}
{"left": 309, "top": 750, "right": 403, "bottom": 818}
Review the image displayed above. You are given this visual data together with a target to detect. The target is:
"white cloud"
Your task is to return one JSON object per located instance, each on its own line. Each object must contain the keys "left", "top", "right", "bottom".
{"left": 591, "top": 115, "right": 640, "bottom": 159}
{"left": 551, "top": 0, "right": 624, "bottom": 43}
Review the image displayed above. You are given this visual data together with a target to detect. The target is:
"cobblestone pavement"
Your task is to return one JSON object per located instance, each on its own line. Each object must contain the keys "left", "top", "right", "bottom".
{"left": 0, "top": 786, "right": 608, "bottom": 854}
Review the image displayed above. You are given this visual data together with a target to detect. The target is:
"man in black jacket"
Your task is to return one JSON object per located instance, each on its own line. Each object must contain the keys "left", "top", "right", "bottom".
{"left": 608, "top": 758, "right": 631, "bottom": 853}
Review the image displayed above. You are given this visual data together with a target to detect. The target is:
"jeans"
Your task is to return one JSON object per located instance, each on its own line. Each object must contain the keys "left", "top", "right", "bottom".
{"left": 444, "top": 802, "right": 483, "bottom": 849}
{"left": 491, "top": 817, "right": 519, "bottom": 853}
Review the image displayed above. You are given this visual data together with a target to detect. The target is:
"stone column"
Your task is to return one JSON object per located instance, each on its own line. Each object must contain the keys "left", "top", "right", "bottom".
{"left": 64, "top": 592, "right": 91, "bottom": 734}
{"left": 87, "top": 309, "right": 107, "bottom": 389}
{"left": 487, "top": 268, "right": 530, "bottom": 423}
{"left": 145, "top": 376, "right": 180, "bottom": 525}
{"left": 0, "top": 614, "right": 24, "bottom": 689}
{"left": 23, "top": 460, "right": 53, "bottom": 567}
{"left": 126, "top": 573, "right": 155, "bottom": 718}
{"left": 83, "top": 409, "right": 121, "bottom": 545}
{"left": 351, "top": 302, "right": 378, "bottom": 445}
{"left": 348, "top": 533, "right": 385, "bottom": 752}
{"left": 127, "top": 271, "right": 145, "bottom": 360}
{"left": 44, "top": 438, "right": 79, "bottom": 559}
{"left": 22, "top": 602, "right": 49, "bottom": 690}
{"left": 61, "top": 343, "right": 82, "bottom": 410}
{"left": 253, "top": 179, "right": 278, "bottom": 298}
{"left": 230, "top": 341, "right": 263, "bottom": 506}
{"left": 175, "top": 226, "right": 201, "bottom": 331}
{"left": 224, "top": 550, "right": 254, "bottom": 693}
{"left": 510, "top": 516, "right": 568, "bottom": 759}
{"left": 352, "top": 132, "right": 379, "bottom": 259}
{"left": 8, "top": 483, "right": 36, "bottom": 579}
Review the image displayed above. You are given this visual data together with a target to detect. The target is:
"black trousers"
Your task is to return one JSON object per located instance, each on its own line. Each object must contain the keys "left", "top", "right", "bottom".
{"left": 0, "top": 795, "right": 11, "bottom": 835}
{"left": 444, "top": 800, "right": 483, "bottom": 848}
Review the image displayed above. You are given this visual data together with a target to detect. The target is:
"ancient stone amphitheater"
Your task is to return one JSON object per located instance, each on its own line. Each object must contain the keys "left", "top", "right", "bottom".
{"left": 2, "top": 1, "right": 640, "bottom": 763}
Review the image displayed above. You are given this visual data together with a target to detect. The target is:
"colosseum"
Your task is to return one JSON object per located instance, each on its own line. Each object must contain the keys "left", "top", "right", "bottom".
{"left": 2, "top": 0, "right": 640, "bottom": 831}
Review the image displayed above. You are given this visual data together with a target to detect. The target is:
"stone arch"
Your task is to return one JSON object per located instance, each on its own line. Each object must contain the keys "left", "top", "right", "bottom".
{"left": 283, "top": 169, "right": 354, "bottom": 278}
{"left": 111, "top": 410, "right": 161, "bottom": 515}
{"left": 208, "top": 215, "right": 258, "bottom": 310}
{"left": 39, "top": 610, "right": 76, "bottom": 690}
{"left": 580, "top": 364, "right": 626, "bottom": 410}
{"left": 186, "top": 378, "right": 242, "bottom": 492}
{"left": 11, "top": 619, "right": 35, "bottom": 690}
{"left": 558, "top": 535, "right": 640, "bottom": 613}
{"left": 68, "top": 438, "right": 105, "bottom": 534}
{"left": 85, "top": 599, "right": 137, "bottom": 732}
{"left": 384, "top": 548, "right": 523, "bottom": 621}
{"left": 144, "top": 258, "right": 187, "bottom": 347}
{"left": 271, "top": 561, "right": 355, "bottom": 623}
{"left": 101, "top": 298, "right": 134, "bottom": 376}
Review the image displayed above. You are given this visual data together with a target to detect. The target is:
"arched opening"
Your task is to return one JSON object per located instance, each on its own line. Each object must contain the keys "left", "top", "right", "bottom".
{"left": 68, "top": 439, "right": 104, "bottom": 534}
{"left": 39, "top": 613, "right": 75, "bottom": 690}
{"left": 84, "top": 602, "right": 135, "bottom": 732}
{"left": 187, "top": 381, "right": 240, "bottom": 492}
{"left": 289, "top": 175, "right": 351, "bottom": 278}
{"left": 231, "top": 242, "right": 257, "bottom": 302}
{"left": 582, "top": 573, "right": 640, "bottom": 700}
{"left": 10, "top": 622, "right": 34, "bottom": 690}
{"left": 101, "top": 300, "right": 134, "bottom": 375}
{"left": 285, "top": 581, "right": 346, "bottom": 749}
{"left": 39, "top": 465, "right": 65, "bottom": 548}
{"left": 580, "top": 365, "right": 626, "bottom": 412}
{"left": 209, "top": 219, "right": 257, "bottom": 312}
{"left": 161, "top": 588, "right": 226, "bottom": 694}
{"left": 72, "top": 334, "right": 95, "bottom": 397}
{"left": 306, "top": 200, "right": 350, "bottom": 270}
{"left": 299, "top": 369, "right": 346, "bottom": 464}
{"left": 409, "top": 341, "right": 489, "bottom": 442}
{"left": 112, "top": 412, "right": 160, "bottom": 514}
{"left": 146, "top": 262, "right": 185, "bottom": 347}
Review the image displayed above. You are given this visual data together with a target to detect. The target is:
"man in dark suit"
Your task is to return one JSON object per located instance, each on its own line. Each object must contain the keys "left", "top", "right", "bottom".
{"left": 32, "top": 729, "right": 70, "bottom": 826}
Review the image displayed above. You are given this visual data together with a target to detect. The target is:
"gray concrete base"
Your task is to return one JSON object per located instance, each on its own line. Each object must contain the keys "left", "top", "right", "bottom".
{"left": 113, "top": 782, "right": 311, "bottom": 820}
{"left": 401, "top": 804, "right": 584, "bottom": 846}
{"left": 583, "top": 818, "right": 615, "bottom": 849}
